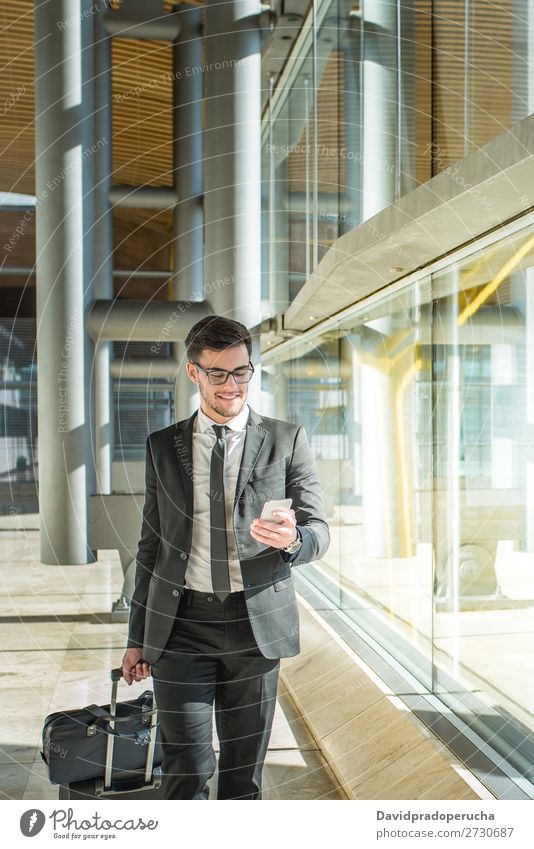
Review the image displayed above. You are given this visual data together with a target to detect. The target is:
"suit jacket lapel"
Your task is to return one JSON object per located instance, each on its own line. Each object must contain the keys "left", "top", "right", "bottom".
{"left": 172, "top": 409, "right": 197, "bottom": 521}
{"left": 234, "top": 406, "right": 267, "bottom": 508}
{"left": 172, "top": 405, "right": 267, "bottom": 517}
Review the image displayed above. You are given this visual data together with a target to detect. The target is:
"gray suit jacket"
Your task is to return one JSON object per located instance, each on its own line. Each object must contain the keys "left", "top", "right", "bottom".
{"left": 127, "top": 405, "right": 330, "bottom": 662}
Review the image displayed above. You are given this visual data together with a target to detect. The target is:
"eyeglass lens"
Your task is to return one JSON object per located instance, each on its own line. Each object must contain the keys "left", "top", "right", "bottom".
{"left": 208, "top": 368, "right": 253, "bottom": 384}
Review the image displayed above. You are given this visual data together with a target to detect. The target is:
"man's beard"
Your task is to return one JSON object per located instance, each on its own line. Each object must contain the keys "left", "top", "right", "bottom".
{"left": 199, "top": 383, "right": 245, "bottom": 417}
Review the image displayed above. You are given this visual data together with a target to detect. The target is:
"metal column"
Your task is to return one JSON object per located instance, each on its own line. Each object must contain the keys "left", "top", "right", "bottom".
{"left": 361, "top": 0, "right": 397, "bottom": 219}
{"left": 341, "top": 15, "right": 362, "bottom": 234}
{"left": 93, "top": 6, "right": 114, "bottom": 494}
{"left": 359, "top": 1, "right": 397, "bottom": 558}
{"left": 35, "top": 0, "right": 97, "bottom": 564}
{"left": 204, "top": 0, "right": 263, "bottom": 404}
{"left": 172, "top": 3, "right": 205, "bottom": 419}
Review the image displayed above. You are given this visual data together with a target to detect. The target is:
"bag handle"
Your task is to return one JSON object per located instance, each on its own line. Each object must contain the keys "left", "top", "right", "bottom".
{"left": 86, "top": 720, "right": 158, "bottom": 743}
{"left": 85, "top": 703, "right": 157, "bottom": 725}
{"left": 110, "top": 667, "right": 152, "bottom": 684}
{"left": 111, "top": 667, "right": 123, "bottom": 683}
{"left": 104, "top": 669, "right": 158, "bottom": 789}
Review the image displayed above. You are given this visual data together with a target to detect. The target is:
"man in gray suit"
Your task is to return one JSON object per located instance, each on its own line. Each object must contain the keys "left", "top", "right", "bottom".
{"left": 121, "top": 315, "right": 329, "bottom": 799}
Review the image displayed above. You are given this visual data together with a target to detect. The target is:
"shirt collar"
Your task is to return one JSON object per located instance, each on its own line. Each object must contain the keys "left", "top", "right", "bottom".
{"left": 196, "top": 402, "right": 250, "bottom": 434}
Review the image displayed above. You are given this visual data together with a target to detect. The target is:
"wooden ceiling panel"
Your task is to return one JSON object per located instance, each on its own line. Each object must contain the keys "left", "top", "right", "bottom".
{"left": 113, "top": 208, "right": 171, "bottom": 271}
{"left": 0, "top": 208, "right": 36, "bottom": 267}
{"left": 111, "top": 36, "right": 174, "bottom": 187}
{"left": 0, "top": 0, "right": 36, "bottom": 195}
{"left": 0, "top": 2, "right": 196, "bottom": 220}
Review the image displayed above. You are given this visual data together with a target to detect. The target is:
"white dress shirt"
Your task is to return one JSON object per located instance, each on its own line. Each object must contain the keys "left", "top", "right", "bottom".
{"left": 184, "top": 402, "right": 250, "bottom": 592}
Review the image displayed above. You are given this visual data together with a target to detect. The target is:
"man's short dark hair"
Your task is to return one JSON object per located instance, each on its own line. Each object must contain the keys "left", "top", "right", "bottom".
{"left": 185, "top": 315, "right": 252, "bottom": 363}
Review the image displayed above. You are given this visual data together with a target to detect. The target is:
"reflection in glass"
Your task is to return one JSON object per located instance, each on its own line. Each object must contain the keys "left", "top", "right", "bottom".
{"left": 335, "top": 281, "right": 433, "bottom": 683}
{"left": 432, "top": 225, "right": 534, "bottom": 756}
{"left": 287, "top": 50, "right": 315, "bottom": 300}
{"left": 261, "top": 0, "right": 531, "bottom": 309}
{"left": 262, "top": 221, "right": 534, "bottom": 780}
{"left": 266, "top": 279, "right": 433, "bottom": 685}
{"left": 432, "top": 0, "right": 533, "bottom": 172}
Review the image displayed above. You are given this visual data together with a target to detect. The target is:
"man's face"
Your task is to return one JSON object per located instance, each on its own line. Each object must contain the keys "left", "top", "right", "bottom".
{"left": 186, "top": 343, "right": 251, "bottom": 422}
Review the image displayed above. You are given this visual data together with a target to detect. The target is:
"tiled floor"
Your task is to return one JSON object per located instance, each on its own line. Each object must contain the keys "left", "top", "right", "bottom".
{"left": 0, "top": 515, "right": 344, "bottom": 801}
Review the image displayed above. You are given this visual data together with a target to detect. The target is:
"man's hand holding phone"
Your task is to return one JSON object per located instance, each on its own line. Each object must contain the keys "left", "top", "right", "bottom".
{"left": 249, "top": 498, "right": 298, "bottom": 549}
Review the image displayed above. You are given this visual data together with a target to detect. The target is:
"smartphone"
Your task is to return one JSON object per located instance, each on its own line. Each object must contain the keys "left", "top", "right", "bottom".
{"left": 260, "top": 498, "right": 293, "bottom": 524}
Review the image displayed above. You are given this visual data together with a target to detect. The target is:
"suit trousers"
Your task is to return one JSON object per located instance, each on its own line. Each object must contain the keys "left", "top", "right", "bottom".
{"left": 150, "top": 588, "right": 280, "bottom": 800}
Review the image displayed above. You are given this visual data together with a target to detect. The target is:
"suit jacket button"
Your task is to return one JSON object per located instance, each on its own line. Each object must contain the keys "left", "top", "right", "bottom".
{"left": 172, "top": 589, "right": 180, "bottom": 597}
{"left": 179, "top": 552, "right": 187, "bottom": 560}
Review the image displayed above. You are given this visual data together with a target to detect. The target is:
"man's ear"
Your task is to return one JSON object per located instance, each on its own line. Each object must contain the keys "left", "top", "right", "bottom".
{"left": 186, "top": 363, "right": 198, "bottom": 384}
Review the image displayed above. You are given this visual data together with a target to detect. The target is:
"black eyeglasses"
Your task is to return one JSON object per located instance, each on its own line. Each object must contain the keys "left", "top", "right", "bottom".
{"left": 192, "top": 361, "right": 255, "bottom": 385}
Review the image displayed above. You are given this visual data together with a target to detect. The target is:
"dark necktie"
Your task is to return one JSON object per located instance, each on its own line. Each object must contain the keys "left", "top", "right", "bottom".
{"left": 210, "top": 424, "right": 231, "bottom": 601}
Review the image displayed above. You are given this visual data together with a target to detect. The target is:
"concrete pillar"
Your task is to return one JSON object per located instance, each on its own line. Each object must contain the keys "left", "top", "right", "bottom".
{"left": 172, "top": 3, "right": 205, "bottom": 419}
{"left": 35, "top": 0, "right": 97, "bottom": 564}
{"left": 358, "top": 2, "right": 398, "bottom": 561}
{"left": 361, "top": 0, "right": 397, "bottom": 219}
{"left": 93, "top": 6, "right": 114, "bottom": 494}
{"left": 259, "top": 363, "right": 286, "bottom": 419}
{"left": 203, "top": 0, "right": 263, "bottom": 407}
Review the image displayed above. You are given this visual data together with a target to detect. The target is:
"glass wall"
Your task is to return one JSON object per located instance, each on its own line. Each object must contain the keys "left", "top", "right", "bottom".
{"left": 262, "top": 0, "right": 532, "bottom": 307}
{"left": 262, "top": 217, "right": 534, "bottom": 782}
{"left": 431, "top": 223, "right": 534, "bottom": 767}
{"left": 0, "top": 316, "right": 38, "bottom": 512}
{"left": 432, "top": 0, "right": 534, "bottom": 171}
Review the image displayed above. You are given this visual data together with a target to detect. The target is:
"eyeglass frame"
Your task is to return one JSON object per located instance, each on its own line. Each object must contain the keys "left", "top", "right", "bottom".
{"left": 191, "top": 360, "right": 255, "bottom": 385}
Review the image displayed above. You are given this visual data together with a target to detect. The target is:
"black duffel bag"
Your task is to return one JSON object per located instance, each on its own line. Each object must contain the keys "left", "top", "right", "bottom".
{"left": 41, "top": 667, "right": 163, "bottom": 787}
